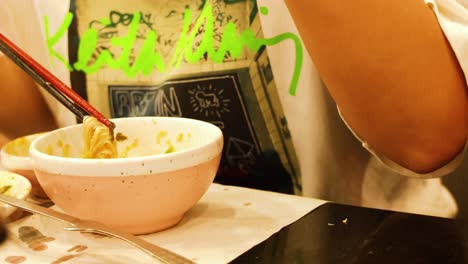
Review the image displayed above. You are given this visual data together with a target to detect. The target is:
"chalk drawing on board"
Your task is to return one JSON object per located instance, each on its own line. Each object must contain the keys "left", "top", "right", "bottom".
{"left": 226, "top": 137, "right": 256, "bottom": 170}
{"left": 188, "top": 84, "right": 231, "bottom": 118}
{"left": 154, "top": 87, "right": 182, "bottom": 117}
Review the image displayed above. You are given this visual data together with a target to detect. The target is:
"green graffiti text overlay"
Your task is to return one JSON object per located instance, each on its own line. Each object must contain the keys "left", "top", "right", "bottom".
{"left": 45, "top": 3, "right": 303, "bottom": 95}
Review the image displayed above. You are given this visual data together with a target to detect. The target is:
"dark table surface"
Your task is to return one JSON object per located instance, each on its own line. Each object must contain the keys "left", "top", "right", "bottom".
{"left": 231, "top": 203, "right": 468, "bottom": 264}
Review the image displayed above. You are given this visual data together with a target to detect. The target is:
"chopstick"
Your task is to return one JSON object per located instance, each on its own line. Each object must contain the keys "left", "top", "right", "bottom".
{"left": 0, "top": 33, "right": 115, "bottom": 129}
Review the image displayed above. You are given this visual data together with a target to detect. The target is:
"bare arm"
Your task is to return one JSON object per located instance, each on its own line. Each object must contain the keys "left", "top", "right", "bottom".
{"left": 285, "top": 0, "right": 468, "bottom": 173}
{"left": 0, "top": 56, "right": 57, "bottom": 143}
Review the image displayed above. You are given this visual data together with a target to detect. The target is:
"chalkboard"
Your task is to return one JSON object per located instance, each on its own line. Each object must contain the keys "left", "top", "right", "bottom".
{"left": 108, "top": 69, "right": 297, "bottom": 194}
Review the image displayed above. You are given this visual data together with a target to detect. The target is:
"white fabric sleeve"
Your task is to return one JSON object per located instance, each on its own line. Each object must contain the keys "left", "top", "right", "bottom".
{"left": 425, "top": 0, "right": 468, "bottom": 82}
{"left": 338, "top": 108, "right": 466, "bottom": 179}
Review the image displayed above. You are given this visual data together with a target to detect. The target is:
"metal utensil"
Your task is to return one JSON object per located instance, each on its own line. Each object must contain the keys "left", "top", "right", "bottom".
{"left": 0, "top": 193, "right": 195, "bottom": 264}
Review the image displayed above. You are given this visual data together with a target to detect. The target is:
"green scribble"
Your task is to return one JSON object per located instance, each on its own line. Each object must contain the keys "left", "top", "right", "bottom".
{"left": 260, "top": 6, "right": 269, "bottom": 15}
{"left": 45, "top": 2, "right": 303, "bottom": 95}
{"left": 132, "top": 30, "right": 165, "bottom": 75}
{"left": 73, "top": 28, "right": 99, "bottom": 72}
{"left": 74, "top": 12, "right": 165, "bottom": 76}
{"left": 44, "top": 13, "right": 73, "bottom": 70}
{"left": 100, "top": 17, "right": 111, "bottom": 26}
{"left": 169, "top": 3, "right": 303, "bottom": 95}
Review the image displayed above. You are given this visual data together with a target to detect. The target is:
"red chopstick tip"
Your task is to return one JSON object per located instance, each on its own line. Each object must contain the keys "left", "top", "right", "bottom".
{"left": 109, "top": 121, "right": 116, "bottom": 130}
{"left": 96, "top": 117, "right": 115, "bottom": 129}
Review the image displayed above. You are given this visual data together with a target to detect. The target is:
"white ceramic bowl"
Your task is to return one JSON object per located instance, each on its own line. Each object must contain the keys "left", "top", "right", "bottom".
{"left": 0, "top": 171, "right": 32, "bottom": 218}
{"left": 0, "top": 133, "right": 47, "bottom": 197}
{"left": 30, "top": 117, "right": 223, "bottom": 234}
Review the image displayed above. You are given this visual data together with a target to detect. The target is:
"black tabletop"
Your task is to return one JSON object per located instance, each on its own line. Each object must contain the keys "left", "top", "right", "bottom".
{"left": 231, "top": 203, "right": 468, "bottom": 264}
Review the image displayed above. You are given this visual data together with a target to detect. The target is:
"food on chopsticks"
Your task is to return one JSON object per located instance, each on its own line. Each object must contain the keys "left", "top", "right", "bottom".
{"left": 82, "top": 116, "right": 118, "bottom": 159}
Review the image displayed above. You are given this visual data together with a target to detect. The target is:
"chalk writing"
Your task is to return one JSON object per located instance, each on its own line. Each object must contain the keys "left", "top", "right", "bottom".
{"left": 89, "top": 11, "right": 154, "bottom": 31}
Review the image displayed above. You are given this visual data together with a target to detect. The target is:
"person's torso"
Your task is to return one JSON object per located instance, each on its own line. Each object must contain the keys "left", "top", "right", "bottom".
{"left": 3, "top": 0, "right": 461, "bottom": 218}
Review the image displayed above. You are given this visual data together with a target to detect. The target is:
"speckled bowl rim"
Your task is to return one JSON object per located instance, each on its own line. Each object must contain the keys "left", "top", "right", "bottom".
{"left": 30, "top": 117, "right": 224, "bottom": 177}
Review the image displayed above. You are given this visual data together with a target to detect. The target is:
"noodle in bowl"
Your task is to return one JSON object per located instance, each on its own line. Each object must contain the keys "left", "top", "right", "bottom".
{"left": 29, "top": 117, "right": 223, "bottom": 235}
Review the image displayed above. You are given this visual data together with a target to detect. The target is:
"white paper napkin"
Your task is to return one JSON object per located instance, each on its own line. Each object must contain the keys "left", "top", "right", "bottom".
{"left": 0, "top": 184, "right": 325, "bottom": 263}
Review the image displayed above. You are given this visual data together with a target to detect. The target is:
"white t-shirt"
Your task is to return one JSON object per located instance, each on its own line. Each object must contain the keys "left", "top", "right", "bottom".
{"left": 0, "top": 0, "right": 466, "bottom": 217}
